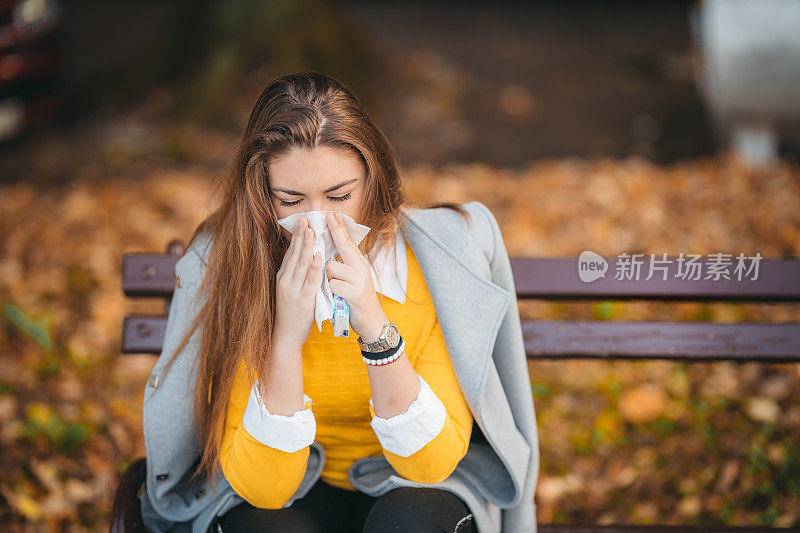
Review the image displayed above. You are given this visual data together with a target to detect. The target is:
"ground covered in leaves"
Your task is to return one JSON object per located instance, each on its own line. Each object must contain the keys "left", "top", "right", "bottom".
{"left": 1, "top": 94, "right": 800, "bottom": 531}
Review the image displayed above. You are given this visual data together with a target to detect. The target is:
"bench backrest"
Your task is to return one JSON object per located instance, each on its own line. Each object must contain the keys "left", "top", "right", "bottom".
{"left": 512, "top": 256, "right": 800, "bottom": 363}
{"left": 122, "top": 243, "right": 800, "bottom": 362}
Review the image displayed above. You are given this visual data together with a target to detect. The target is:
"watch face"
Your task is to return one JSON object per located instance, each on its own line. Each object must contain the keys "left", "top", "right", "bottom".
{"left": 385, "top": 324, "right": 400, "bottom": 347}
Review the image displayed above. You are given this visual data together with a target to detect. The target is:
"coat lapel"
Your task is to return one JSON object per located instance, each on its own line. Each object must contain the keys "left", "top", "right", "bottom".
{"left": 398, "top": 206, "right": 512, "bottom": 411}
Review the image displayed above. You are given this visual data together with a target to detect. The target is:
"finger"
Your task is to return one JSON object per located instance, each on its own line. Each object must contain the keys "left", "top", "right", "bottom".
{"left": 289, "top": 217, "right": 308, "bottom": 257}
{"left": 304, "top": 252, "right": 323, "bottom": 294}
{"left": 334, "top": 212, "right": 360, "bottom": 253}
{"left": 328, "top": 278, "right": 354, "bottom": 299}
{"left": 282, "top": 217, "right": 307, "bottom": 270}
{"left": 325, "top": 257, "right": 354, "bottom": 284}
{"left": 291, "top": 225, "right": 315, "bottom": 288}
{"left": 326, "top": 212, "right": 359, "bottom": 265}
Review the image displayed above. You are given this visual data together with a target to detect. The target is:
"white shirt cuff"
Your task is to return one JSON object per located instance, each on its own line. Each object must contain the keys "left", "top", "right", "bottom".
{"left": 241, "top": 380, "right": 316, "bottom": 453}
{"left": 369, "top": 373, "right": 447, "bottom": 457}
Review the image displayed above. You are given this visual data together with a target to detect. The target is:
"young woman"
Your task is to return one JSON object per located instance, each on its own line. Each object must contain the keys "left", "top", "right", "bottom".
{"left": 139, "top": 72, "right": 540, "bottom": 533}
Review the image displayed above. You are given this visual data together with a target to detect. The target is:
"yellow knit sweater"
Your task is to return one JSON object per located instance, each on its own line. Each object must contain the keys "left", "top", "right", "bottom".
{"left": 219, "top": 240, "right": 473, "bottom": 509}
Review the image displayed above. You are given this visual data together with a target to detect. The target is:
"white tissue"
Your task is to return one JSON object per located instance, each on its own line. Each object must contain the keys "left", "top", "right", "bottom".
{"left": 277, "top": 210, "right": 372, "bottom": 332}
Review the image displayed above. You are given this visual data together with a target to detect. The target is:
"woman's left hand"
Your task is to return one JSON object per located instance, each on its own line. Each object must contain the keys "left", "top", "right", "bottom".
{"left": 325, "top": 212, "right": 387, "bottom": 341}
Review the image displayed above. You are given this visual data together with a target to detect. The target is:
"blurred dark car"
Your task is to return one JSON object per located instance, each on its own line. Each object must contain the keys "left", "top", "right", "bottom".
{"left": 0, "top": 0, "right": 66, "bottom": 143}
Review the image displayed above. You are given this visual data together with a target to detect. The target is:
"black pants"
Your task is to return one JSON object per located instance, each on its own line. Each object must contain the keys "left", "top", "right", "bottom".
{"left": 210, "top": 476, "right": 476, "bottom": 533}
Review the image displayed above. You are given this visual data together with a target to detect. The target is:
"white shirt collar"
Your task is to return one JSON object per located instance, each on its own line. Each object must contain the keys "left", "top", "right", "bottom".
{"left": 367, "top": 228, "right": 407, "bottom": 304}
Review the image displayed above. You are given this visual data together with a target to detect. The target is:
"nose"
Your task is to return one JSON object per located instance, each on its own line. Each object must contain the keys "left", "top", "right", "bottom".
{"left": 306, "top": 201, "right": 324, "bottom": 212}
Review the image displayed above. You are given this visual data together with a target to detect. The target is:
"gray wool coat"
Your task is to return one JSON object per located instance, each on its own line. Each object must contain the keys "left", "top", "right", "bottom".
{"left": 139, "top": 200, "right": 540, "bottom": 533}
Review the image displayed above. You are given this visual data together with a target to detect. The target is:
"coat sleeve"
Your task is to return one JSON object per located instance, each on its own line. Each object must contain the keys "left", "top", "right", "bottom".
{"left": 141, "top": 231, "right": 221, "bottom": 526}
{"left": 472, "top": 200, "right": 540, "bottom": 531}
{"left": 368, "top": 317, "right": 473, "bottom": 483}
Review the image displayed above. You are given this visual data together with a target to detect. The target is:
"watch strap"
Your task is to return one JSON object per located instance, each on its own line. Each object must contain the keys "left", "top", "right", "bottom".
{"left": 357, "top": 322, "right": 399, "bottom": 352}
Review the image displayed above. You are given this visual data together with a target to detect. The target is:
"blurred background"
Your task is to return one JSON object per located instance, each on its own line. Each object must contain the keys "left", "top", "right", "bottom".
{"left": 0, "top": 0, "right": 799, "bottom": 530}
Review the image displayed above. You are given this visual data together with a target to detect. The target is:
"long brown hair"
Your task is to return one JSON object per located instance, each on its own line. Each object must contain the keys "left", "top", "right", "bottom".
{"left": 159, "top": 71, "right": 468, "bottom": 493}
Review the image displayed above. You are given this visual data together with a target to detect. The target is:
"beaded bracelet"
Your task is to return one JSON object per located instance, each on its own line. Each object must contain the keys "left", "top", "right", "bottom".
{"left": 362, "top": 337, "right": 405, "bottom": 366}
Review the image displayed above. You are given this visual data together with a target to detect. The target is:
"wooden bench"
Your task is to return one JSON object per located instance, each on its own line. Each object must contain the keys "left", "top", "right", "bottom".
{"left": 112, "top": 240, "right": 800, "bottom": 532}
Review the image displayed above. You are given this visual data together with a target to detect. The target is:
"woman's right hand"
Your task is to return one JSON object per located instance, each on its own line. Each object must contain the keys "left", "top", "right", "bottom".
{"left": 273, "top": 217, "right": 323, "bottom": 352}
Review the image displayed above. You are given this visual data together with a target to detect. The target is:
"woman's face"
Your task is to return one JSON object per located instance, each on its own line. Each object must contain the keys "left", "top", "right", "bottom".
{"left": 268, "top": 145, "right": 367, "bottom": 240}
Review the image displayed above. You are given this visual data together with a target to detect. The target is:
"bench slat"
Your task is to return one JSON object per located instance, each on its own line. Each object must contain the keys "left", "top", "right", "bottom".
{"left": 123, "top": 316, "right": 800, "bottom": 361}
{"left": 123, "top": 253, "right": 181, "bottom": 298}
{"left": 122, "top": 316, "right": 168, "bottom": 354}
{"left": 511, "top": 257, "right": 800, "bottom": 302}
{"left": 122, "top": 253, "right": 800, "bottom": 302}
{"left": 523, "top": 320, "right": 800, "bottom": 362}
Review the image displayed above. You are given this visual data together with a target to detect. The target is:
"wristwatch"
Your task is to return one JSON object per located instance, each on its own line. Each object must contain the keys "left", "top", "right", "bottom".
{"left": 357, "top": 322, "right": 400, "bottom": 353}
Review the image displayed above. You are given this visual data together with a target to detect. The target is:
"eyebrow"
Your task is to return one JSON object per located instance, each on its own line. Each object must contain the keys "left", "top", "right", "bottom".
{"left": 271, "top": 178, "right": 358, "bottom": 196}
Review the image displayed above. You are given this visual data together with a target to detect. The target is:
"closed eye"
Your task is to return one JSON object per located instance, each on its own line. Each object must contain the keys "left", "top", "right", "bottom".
{"left": 279, "top": 193, "right": 352, "bottom": 207}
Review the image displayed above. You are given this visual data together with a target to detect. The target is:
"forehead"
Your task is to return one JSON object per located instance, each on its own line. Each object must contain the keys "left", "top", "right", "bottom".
{"left": 268, "top": 146, "right": 365, "bottom": 189}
